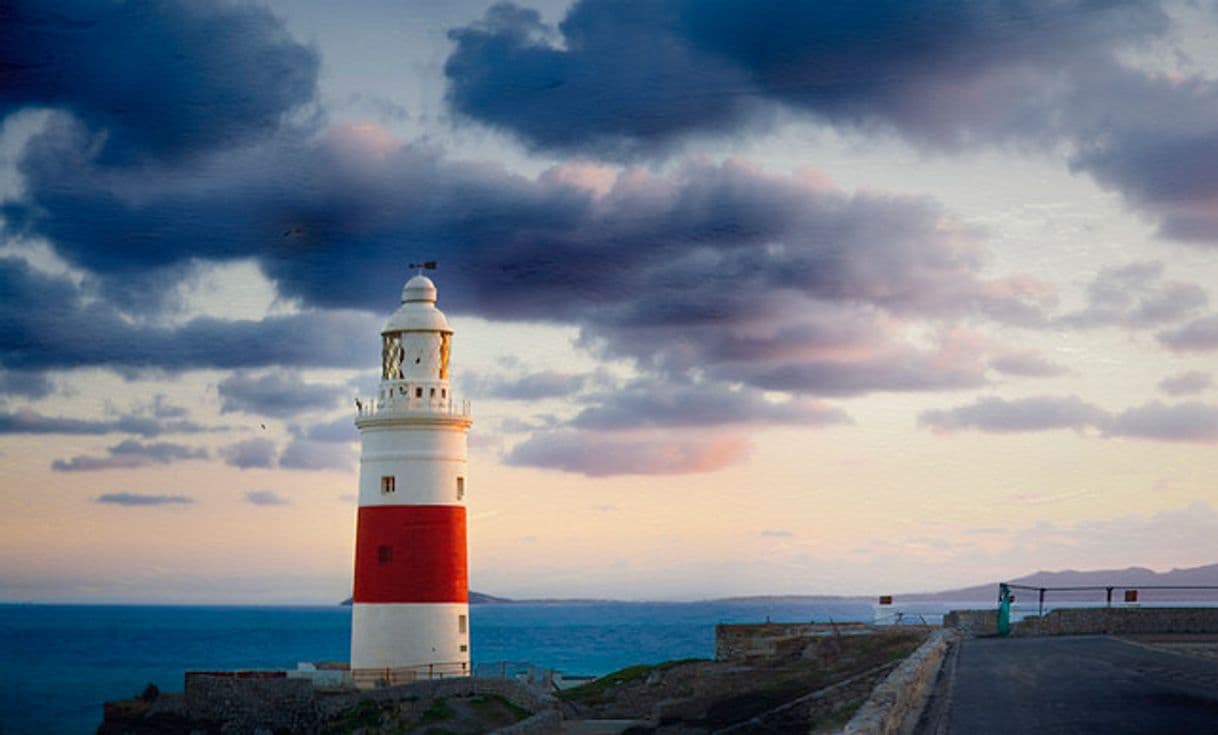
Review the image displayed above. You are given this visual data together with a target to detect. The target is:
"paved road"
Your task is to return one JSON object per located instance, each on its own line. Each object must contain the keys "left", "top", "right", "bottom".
{"left": 923, "top": 636, "right": 1218, "bottom": 734}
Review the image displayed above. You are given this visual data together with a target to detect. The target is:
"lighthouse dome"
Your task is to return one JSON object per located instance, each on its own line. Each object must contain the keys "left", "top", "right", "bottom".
{"left": 382, "top": 275, "right": 451, "bottom": 333}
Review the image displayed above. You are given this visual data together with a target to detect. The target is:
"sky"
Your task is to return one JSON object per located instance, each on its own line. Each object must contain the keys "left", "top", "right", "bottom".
{"left": 2, "top": 0, "right": 1218, "bottom": 604}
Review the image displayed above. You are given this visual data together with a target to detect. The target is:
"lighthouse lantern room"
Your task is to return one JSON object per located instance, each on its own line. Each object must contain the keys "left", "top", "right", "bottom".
{"left": 350, "top": 273, "right": 473, "bottom": 687}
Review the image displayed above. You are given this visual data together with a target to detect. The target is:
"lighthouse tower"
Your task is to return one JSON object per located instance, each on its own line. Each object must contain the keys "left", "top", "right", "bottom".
{"left": 350, "top": 273, "right": 473, "bottom": 686}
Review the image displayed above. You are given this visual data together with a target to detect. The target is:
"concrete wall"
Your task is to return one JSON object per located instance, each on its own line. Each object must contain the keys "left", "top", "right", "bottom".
{"left": 942, "top": 609, "right": 999, "bottom": 638}
{"left": 839, "top": 629, "right": 958, "bottom": 735}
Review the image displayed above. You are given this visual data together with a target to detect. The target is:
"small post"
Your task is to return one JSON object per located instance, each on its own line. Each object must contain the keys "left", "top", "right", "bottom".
{"left": 1038, "top": 588, "right": 1045, "bottom": 618}
{"left": 997, "top": 583, "right": 1012, "bottom": 636}
{"left": 1106, "top": 586, "right": 1113, "bottom": 607}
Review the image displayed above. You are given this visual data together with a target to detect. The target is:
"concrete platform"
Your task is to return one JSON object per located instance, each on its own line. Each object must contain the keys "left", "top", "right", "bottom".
{"left": 920, "top": 635, "right": 1218, "bottom": 734}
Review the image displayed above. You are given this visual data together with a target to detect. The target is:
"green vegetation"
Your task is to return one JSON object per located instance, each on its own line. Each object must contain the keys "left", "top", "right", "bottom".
{"left": 469, "top": 694, "right": 530, "bottom": 723}
{"left": 418, "top": 697, "right": 456, "bottom": 725}
{"left": 811, "top": 697, "right": 868, "bottom": 733}
{"left": 560, "top": 658, "right": 708, "bottom": 703}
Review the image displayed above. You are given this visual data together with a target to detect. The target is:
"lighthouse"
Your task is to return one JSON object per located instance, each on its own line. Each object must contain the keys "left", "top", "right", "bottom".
{"left": 350, "top": 273, "right": 473, "bottom": 687}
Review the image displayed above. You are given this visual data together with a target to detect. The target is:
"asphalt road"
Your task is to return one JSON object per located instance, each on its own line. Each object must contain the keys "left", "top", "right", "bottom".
{"left": 921, "top": 635, "right": 1218, "bottom": 734}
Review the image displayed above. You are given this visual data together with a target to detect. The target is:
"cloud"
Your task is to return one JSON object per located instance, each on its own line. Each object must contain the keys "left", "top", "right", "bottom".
{"left": 1104, "top": 401, "right": 1218, "bottom": 443}
{"left": 0, "top": 407, "right": 214, "bottom": 437}
{"left": 1058, "top": 262, "right": 1208, "bottom": 329}
{"left": 571, "top": 377, "right": 849, "bottom": 430}
{"left": 218, "top": 370, "right": 347, "bottom": 418}
{"left": 278, "top": 439, "right": 355, "bottom": 471}
{"left": 0, "top": 258, "right": 376, "bottom": 370}
{"left": 219, "top": 438, "right": 278, "bottom": 470}
{"left": 0, "top": 0, "right": 318, "bottom": 163}
{"left": 245, "top": 490, "right": 290, "bottom": 506}
{"left": 919, "top": 396, "right": 1108, "bottom": 434}
{"left": 504, "top": 429, "right": 750, "bottom": 476}
{"left": 757, "top": 529, "right": 794, "bottom": 538}
{"left": 921, "top": 395, "right": 1218, "bottom": 444}
{"left": 1158, "top": 371, "right": 1212, "bottom": 397}
{"left": 291, "top": 415, "right": 357, "bottom": 443}
{"left": 1158, "top": 315, "right": 1218, "bottom": 353}
{"left": 988, "top": 351, "right": 1068, "bottom": 378}
{"left": 463, "top": 370, "right": 600, "bottom": 401}
{"left": 95, "top": 493, "right": 194, "bottom": 507}
{"left": 0, "top": 368, "right": 53, "bottom": 399}
{"left": 445, "top": 2, "right": 1218, "bottom": 245}
{"left": 52, "top": 439, "right": 208, "bottom": 471}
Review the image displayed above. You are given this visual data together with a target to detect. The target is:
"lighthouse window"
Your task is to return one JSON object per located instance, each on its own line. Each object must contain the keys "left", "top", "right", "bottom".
{"left": 458, "top": 614, "right": 467, "bottom": 634}
{"left": 381, "top": 476, "right": 396, "bottom": 495}
{"left": 430, "top": 387, "right": 436, "bottom": 397}
{"left": 441, "top": 389, "right": 447, "bottom": 398}
{"left": 378, "top": 545, "right": 393, "bottom": 564}
{"left": 415, "top": 387, "right": 423, "bottom": 398}
{"left": 456, "top": 476, "right": 465, "bottom": 500}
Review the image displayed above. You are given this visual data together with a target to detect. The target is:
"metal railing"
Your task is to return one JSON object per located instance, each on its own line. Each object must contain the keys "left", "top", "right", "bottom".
{"left": 350, "top": 660, "right": 470, "bottom": 688}
{"left": 1003, "top": 583, "right": 1218, "bottom": 618}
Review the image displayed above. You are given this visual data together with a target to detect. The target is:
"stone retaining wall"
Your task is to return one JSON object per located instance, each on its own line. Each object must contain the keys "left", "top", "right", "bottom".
{"left": 715, "top": 622, "right": 872, "bottom": 661}
{"left": 838, "top": 629, "right": 958, "bottom": 735}
{"left": 944, "top": 607, "right": 1218, "bottom": 638}
{"left": 184, "top": 673, "right": 316, "bottom": 731}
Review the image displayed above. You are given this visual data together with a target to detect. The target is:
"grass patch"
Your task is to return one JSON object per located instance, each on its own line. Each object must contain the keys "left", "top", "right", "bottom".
{"left": 418, "top": 697, "right": 456, "bottom": 725}
{"left": 469, "top": 694, "right": 531, "bottom": 724}
{"left": 810, "top": 696, "right": 867, "bottom": 733}
{"left": 560, "top": 658, "right": 706, "bottom": 702}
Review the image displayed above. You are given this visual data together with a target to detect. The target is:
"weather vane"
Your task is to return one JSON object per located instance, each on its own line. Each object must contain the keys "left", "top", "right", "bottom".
{"left": 409, "top": 260, "right": 437, "bottom": 275}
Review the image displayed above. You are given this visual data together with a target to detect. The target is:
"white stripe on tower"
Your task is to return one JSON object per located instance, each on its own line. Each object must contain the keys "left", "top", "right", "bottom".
{"left": 350, "top": 274, "right": 473, "bottom": 686}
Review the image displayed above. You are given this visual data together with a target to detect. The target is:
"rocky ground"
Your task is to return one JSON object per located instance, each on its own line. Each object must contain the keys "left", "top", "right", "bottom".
{"left": 559, "top": 628, "right": 929, "bottom": 734}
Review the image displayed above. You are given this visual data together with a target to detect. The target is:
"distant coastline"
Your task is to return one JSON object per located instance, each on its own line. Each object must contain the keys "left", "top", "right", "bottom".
{"left": 340, "top": 562, "right": 1218, "bottom": 606}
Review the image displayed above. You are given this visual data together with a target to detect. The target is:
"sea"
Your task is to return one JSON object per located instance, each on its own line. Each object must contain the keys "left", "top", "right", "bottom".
{"left": 0, "top": 599, "right": 956, "bottom": 734}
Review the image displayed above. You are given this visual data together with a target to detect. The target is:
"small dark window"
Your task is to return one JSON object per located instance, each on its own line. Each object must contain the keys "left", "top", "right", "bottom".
{"left": 430, "top": 387, "right": 436, "bottom": 397}
{"left": 441, "top": 389, "right": 447, "bottom": 398}
{"left": 456, "top": 476, "right": 465, "bottom": 500}
{"left": 378, "top": 545, "right": 393, "bottom": 564}
{"left": 415, "top": 387, "right": 423, "bottom": 398}
{"left": 458, "top": 614, "right": 467, "bottom": 634}
{"left": 381, "top": 476, "right": 395, "bottom": 494}
{"left": 459, "top": 644, "right": 468, "bottom": 652}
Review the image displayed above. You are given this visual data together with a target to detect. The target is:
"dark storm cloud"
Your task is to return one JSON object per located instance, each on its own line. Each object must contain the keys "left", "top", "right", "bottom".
{"left": 0, "top": 0, "right": 319, "bottom": 163}
{"left": 53, "top": 439, "right": 208, "bottom": 471}
{"left": 445, "top": 0, "right": 1164, "bottom": 157}
{"left": 1158, "top": 315, "right": 1218, "bottom": 352}
{"left": 504, "top": 429, "right": 750, "bottom": 477}
{"left": 446, "top": 1, "right": 1218, "bottom": 244}
{"left": 0, "top": 408, "right": 211, "bottom": 437}
{"left": 96, "top": 493, "right": 194, "bottom": 507}
{"left": 218, "top": 370, "right": 347, "bottom": 418}
{"left": 1058, "top": 262, "right": 1208, "bottom": 329}
{"left": 3, "top": 133, "right": 1048, "bottom": 403}
{"left": 1158, "top": 371, "right": 1212, "bottom": 397}
{"left": 219, "top": 438, "right": 277, "bottom": 470}
{"left": 0, "top": 258, "right": 375, "bottom": 370}
{"left": 919, "top": 396, "right": 1107, "bottom": 433}
{"left": 570, "top": 378, "right": 849, "bottom": 430}
{"left": 921, "top": 395, "right": 1218, "bottom": 443}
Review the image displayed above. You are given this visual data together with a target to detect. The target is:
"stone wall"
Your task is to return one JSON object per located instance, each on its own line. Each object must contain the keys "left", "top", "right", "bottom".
{"left": 1013, "top": 607, "right": 1218, "bottom": 637}
{"left": 715, "top": 622, "right": 872, "bottom": 661}
{"left": 943, "top": 609, "right": 998, "bottom": 638}
{"left": 944, "top": 606, "right": 1218, "bottom": 638}
{"left": 838, "top": 629, "right": 958, "bottom": 735}
{"left": 184, "top": 673, "right": 316, "bottom": 731}
{"left": 315, "top": 676, "right": 557, "bottom": 719}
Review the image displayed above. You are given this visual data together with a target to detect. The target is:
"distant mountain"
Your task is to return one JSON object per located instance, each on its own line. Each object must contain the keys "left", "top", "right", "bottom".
{"left": 337, "top": 563, "right": 1218, "bottom": 606}
{"left": 901, "top": 563, "right": 1218, "bottom": 602}
{"left": 339, "top": 590, "right": 512, "bottom": 606}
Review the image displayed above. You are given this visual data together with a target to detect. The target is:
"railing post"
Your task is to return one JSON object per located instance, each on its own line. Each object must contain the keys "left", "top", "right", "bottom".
{"left": 1106, "top": 586, "right": 1113, "bottom": 607}
{"left": 1039, "top": 588, "right": 1045, "bottom": 618}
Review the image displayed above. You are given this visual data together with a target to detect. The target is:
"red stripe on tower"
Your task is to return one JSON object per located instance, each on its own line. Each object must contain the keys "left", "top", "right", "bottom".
{"left": 353, "top": 505, "right": 468, "bottom": 603}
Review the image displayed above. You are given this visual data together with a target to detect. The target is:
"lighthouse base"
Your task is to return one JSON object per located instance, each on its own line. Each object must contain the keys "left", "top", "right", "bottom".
{"left": 350, "top": 602, "right": 471, "bottom": 688}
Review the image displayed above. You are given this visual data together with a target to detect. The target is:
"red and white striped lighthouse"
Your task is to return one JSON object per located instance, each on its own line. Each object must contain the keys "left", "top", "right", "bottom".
{"left": 350, "top": 273, "right": 473, "bottom": 686}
